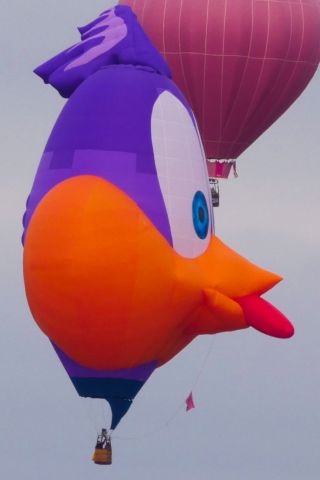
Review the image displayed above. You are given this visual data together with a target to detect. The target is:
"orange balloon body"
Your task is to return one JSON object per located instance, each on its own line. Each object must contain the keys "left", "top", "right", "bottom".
{"left": 24, "top": 176, "right": 280, "bottom": 369}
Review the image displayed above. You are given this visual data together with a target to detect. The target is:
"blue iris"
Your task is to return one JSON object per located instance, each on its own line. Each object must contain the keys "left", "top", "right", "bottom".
{"left": 192, "top": 191, "right": 209, "bottom": 239}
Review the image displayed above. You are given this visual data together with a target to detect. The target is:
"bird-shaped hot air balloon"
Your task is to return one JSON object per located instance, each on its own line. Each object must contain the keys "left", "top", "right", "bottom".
{"left": 23, "top": 6, "right": 294, "bottom": 464}
{"left": 120, "top": 0, "right": 320, "bottom": 177}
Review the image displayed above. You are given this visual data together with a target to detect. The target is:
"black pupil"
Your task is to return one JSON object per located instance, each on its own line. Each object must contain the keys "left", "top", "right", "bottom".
{"left": 198, "top": 206, "right": 205, "bottom": 223}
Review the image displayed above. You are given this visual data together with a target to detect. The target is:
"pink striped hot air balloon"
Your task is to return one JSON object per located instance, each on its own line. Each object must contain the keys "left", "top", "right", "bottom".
{"left": 120, "top": 0, "right": 320, "bottom": 178}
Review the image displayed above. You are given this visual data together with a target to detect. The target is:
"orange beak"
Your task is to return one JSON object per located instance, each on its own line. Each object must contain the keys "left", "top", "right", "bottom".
{"left": 24, "top": 175, "right": 294, "bottom": 371}
{"left": 180, "top": 236, "right": 294, "bottom": 338}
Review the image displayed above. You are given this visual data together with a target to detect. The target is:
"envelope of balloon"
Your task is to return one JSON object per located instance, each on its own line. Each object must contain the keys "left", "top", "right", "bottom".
{"left": 22, "top": 4, "right": 318, "bottom": 434}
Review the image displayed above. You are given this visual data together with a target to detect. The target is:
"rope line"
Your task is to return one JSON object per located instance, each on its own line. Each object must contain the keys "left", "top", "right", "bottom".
{"left": 113, "top": 338, "right": 216, "bottom": 441}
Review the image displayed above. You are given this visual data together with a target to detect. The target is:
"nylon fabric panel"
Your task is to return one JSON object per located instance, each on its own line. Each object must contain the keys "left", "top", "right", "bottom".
{"left": 24, "top": 177, "right": 283, "bottom": 370}
{"left": 151, "top": 90, "right": 213, "bottom": 258}
{"left": 23, "top": 176, "right": 189, "bottom": 370}
{"left": 121, "top": 0, "right": 320, "bottom": 160}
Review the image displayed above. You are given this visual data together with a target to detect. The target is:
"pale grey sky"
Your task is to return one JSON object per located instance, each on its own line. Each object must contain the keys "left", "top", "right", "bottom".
{"left": 1, "top": 1, "right": 320, "bottom": 479}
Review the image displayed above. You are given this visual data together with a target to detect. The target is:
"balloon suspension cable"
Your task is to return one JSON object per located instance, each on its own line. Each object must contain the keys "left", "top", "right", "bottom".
{"left": 113, "top": 338, "right": 215, "bottom": 441}
{"left": 80, "top": 398, "right": 102, "bottom": 436}
{"left": 100, "top": 397, "right": 109, "bottom": 428}
{"left": 80, "top": 398, "right": 113, "bottom": 438}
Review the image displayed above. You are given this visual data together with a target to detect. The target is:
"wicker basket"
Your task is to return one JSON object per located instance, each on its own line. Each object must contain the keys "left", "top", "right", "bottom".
{"left": 92, "top": 446, "right": 112, "bottom": 465}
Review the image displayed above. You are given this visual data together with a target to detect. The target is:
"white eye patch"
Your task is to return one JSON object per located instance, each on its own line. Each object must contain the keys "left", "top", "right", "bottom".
{"left": 151, "top": 91, "right": 213, "bottom": 258}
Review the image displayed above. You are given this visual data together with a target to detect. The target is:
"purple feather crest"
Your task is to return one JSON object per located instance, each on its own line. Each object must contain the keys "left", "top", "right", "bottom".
{"left": 34, "top": 6, "right": 171, "bottom": 98}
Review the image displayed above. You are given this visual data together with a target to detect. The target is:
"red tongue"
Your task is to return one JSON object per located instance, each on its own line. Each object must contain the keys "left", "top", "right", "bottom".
{"left": 237, "top": 295, "right": 295, "bottom": 339}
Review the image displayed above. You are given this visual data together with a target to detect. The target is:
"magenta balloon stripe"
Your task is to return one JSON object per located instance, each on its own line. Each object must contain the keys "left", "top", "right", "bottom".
{"left": 225, "top": 0, "right": 273, "bottom": 157}
{"left": 256, "top": 0, "right": 312, "bottom": 134}
{"left": 216, "top": 0, "right": 255, "bottom": 157}
{"left": 201, "top": 0, "right": 210, "bottom": 136}
{"left": 178, "top": 0, "right": 194, "bottom": 115}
